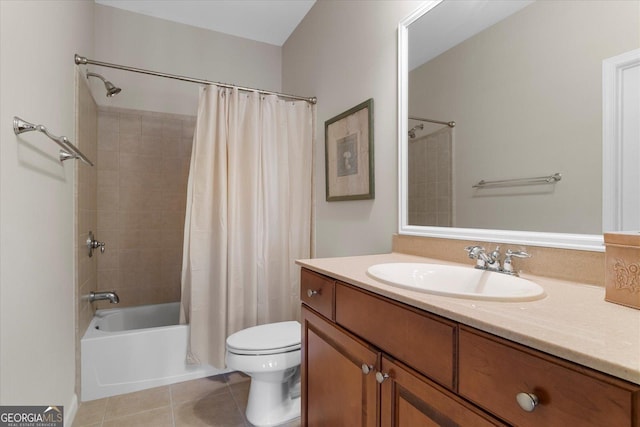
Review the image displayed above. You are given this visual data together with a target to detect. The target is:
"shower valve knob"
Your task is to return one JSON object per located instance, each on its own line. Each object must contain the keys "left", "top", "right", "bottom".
{"left": 87, "top": 231, "right": 106, "bottom": 257}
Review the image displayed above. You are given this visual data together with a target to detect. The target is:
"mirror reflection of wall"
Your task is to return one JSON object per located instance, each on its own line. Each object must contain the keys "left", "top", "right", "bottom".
{"left": 407, "top": 0, "right": 640, "bottom": 234}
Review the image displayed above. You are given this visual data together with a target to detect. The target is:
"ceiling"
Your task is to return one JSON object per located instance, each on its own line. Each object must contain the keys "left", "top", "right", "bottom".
{"left": 94, "top": 0, "right": 316, "bottom": 46}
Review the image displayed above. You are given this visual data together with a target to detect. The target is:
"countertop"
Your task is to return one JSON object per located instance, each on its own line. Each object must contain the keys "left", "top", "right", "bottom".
{"left": 296, "top": 252, "right": 640, "bottom": 385}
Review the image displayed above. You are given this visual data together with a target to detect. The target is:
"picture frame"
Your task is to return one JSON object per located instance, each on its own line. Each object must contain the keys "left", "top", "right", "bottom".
{"left": 325, "top": 98, "right": 374, "bottom": 201}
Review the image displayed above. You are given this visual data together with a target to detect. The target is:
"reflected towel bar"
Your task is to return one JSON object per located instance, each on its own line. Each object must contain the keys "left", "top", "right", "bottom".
{"left": 409, "top": 116, "right": 456, "bottom": 128}
{"left": 473, "top": 173, "right": 562, "bottom": 189}
{"left": 13, "top": 116, "right": 94, "bottom": 166}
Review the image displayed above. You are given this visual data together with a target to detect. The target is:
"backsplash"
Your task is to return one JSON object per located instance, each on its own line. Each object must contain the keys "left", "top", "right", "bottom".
{"left": 392, "top": 234, "right": 605, "bottom": 286}
{"left": 96, "top": 107, "right": 195, "bottom": 308}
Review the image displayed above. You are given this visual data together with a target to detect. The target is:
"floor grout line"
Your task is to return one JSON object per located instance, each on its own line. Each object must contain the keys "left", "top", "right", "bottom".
{"left": 169, "top": 384, "right": 176, "bottom": 427}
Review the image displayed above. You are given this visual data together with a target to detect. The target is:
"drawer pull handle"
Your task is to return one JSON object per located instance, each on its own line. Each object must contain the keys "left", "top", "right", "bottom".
{"left": 307, "top": 289, "right": 320, "bottom": 297}
{"left": 516, "top": 392, "right": 539, "bottom": 412}
{"left": 375, "top": 372, "right": 389, "bottom": 384}
{"left": 361, "top": 364, "right": 373, "bottom": 375}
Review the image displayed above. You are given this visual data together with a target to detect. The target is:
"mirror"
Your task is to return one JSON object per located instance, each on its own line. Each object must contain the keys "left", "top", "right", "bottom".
{"left": 398, "top": 0, "right": 639, "bottom": 251}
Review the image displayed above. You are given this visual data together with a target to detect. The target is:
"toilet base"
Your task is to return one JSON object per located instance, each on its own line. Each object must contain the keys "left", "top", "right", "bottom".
{"left": 245, "top": 376, "right": 301, "bottom": 427}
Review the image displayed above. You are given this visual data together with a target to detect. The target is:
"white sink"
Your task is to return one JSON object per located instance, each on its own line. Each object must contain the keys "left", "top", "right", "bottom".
{"left": 367, "top": 263, "right": 545, "bottom": 302}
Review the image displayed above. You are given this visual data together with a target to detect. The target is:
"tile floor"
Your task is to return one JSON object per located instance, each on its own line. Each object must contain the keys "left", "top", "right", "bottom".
{"left": 72, "top": 372, "right": 301, "bottom": 427}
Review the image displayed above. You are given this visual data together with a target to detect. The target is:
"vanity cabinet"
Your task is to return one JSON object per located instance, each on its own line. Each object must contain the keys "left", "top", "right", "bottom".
{"left": 300, "top": 267, "right": 640, "bottom": 427}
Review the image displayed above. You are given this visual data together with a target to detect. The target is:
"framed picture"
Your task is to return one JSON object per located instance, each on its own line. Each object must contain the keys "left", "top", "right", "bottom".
{"left": 325, "top": 98, "right": 374, "bottom": 201}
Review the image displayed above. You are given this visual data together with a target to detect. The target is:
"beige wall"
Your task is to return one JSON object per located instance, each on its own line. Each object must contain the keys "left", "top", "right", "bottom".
{"left": 409, "top": 0, "right": 640, "bottom": 234}
{"left": 75, "top": 71, "right": 99, "bottom": 397}
{"left": 92, "top": 4, "right": 283, "bottom": 116}
{"left": 0, "top": 0, "right": 94, "bottom": 421}
{"left": 95, "top": 108, "right": 194, "bottom": 309}
{"left": 283, "top": 0, "right": 423, "bottom": 257}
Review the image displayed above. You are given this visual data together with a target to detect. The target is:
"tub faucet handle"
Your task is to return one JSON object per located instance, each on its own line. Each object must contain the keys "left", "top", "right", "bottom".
{"left": 87, "top": 231, "right": 106, "bottom": 257}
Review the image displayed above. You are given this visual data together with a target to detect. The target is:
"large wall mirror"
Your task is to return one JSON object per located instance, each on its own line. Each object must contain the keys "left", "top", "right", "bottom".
{"left": 398, "top": 0, "right": 639, "bottom": 251}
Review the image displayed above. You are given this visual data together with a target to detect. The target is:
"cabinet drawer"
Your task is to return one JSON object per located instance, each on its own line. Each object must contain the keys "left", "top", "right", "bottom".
{"left": 335, "top": 283, "right": 456, "bottom": 389}
{"left": 459, "top": 327, "right": 640, "bottom": 427}
{"left": 300, "top": 268, "right": 335, "bottom": 320}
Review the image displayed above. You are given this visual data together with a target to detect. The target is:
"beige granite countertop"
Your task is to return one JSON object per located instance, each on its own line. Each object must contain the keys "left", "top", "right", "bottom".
{"left": 296, "top": 252, "right": 640, "bottom": 385}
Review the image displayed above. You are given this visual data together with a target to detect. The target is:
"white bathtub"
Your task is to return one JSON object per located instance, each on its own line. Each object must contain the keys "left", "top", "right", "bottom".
{"left": 81, "top": 302, "right": 228, "bottom": 401}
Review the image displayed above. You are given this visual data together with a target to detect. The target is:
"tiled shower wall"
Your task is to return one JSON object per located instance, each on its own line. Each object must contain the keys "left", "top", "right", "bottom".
{"left": 96, "top": 107, "right": 195, "bottom": 309}
{"left": 407, "top": 127, "right": 452, "bottom": 227}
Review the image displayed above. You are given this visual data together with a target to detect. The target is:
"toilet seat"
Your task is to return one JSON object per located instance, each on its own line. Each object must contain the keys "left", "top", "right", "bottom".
{"left": 226, "top": 321, "right": 301, "bottom": 356}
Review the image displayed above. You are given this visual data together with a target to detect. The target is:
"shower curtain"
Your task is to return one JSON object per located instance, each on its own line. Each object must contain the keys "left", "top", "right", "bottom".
{"left": 180, "top": 85, "right": 314, "bottom": 368}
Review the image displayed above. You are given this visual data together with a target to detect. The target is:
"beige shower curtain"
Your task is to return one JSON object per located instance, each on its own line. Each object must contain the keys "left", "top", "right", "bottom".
{"left": 180, "top": 85, "right": 314, "bottom": 368}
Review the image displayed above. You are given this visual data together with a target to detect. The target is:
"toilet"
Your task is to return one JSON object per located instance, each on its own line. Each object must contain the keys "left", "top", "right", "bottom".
{"left": 225, "top": 320, "right": 301, "bottom": 427}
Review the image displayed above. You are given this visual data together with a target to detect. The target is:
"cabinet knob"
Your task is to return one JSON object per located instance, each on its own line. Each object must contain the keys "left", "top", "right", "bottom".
{"left": 361, "top": 364, "right": 373, "bottom": 375}
{"left": 516, "top": 392, "right": 539, "bottom": 412}
{"left": 375, "top": 372, "right": 389, "bottom": 384}
{"left": 307, "top": 289, "right": 319, "bottom": 297}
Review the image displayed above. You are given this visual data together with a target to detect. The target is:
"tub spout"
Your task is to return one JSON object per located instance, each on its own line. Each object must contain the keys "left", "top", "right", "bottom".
{"left": 88, "top": 291, "right": 119, "bottom": 304}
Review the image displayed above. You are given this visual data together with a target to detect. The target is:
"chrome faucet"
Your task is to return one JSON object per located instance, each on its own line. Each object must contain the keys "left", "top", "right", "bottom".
{"left": 464, "top": 246, "right": 530, "bottom": 276}
{"left": 88, "top": 290, "right": 120, "bottom": 304}
{"left": 465, "top": 245, "right": 500, "bottom": 270}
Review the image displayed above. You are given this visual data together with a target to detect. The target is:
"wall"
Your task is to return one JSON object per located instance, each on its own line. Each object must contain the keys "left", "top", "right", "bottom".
{"left": 92, "top": 4, "right": 283, "bottom": 116}
{"left": 75, "top": 71, "right": 98, "bottom": 397}
{"left": 0, "top": 0, "right": 94, "bottom": 423}
{"left": 95, "top": 107, "right": 195, "bottom": 308}
{"left": 282, "top": 0, "right": 423, "bottom": 257}
{"left": 409, "top": 0, "right": 640, "bottom": 234}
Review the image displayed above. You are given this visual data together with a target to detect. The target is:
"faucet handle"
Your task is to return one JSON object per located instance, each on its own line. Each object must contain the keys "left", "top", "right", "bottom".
{"left": 464, "top": 245, "right": 485, "bottom": 258}
{"left": 503, "top": 250, "right": 531, "bottom": 275}
{"left": 505, "top": 249, "right": 531, "bottom": 259}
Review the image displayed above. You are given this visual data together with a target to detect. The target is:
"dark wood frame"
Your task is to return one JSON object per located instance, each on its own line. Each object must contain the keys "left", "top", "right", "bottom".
{"left": 324, "top": 98, "right": 374, "bottom": 201}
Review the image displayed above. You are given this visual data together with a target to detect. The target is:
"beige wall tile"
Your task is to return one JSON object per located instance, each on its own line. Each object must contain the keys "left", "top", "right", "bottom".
{"left": 162, "top": 119, "right": 182, "bottom": 138}
{"left": 141, "top": 116, "right": 163, "bottom": 137}
{"left": 98, "top": 131, "right": 118, "bottom": 152}
{"left": 96, "top": 108, "right": 195, "bottom": 307}
{"left": 98, "top": 112, "right": 119, "bottom": 134}
{"left": 97, "top": 150, "right": 119, "bottom": 171}
{"left": 118, "top": 113, "right": 141, "bottom": 136}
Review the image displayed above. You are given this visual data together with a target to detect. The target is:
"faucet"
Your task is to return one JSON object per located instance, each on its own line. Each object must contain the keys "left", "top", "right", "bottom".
{"left": 465, "top": 245, "right": 500, "bottom": 271}
{"left": 464, "top": 246, "right": 530, "bottom": 276}
{"left": 88, "top": 290, "right": 120, "bottom": 304}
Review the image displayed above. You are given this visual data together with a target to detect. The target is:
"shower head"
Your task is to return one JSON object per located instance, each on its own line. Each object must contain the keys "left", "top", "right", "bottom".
{"left": 86, "top": 71, "right": 122, "bottom": 97}
{"left": 408, "top": 123, "right": 424, "bottom": 139}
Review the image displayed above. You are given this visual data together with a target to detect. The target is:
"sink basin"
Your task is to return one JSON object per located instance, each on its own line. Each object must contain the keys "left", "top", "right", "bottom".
{"left": 367, "top": 263, "right": 545, "bottom": 301}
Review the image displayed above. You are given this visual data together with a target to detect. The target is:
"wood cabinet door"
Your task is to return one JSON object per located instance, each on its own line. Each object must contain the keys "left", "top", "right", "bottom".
{"left": 379, "top": 356, "right": 507, "bottom": 427}
{"left": 301, "top": 306, "right": 378, "bottom": 427}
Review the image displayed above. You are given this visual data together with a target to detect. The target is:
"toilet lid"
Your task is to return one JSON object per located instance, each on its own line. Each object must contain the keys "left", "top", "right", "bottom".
{"left": 226, "top": 320, "right": 301, "bottom": 355}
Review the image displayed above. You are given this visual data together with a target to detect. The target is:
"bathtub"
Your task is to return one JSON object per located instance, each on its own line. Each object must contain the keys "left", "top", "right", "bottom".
{"left": 81, "top": 302, "right": 229, "bottom": 401}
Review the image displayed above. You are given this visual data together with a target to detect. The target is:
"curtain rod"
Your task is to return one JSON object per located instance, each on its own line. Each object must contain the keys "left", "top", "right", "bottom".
{"left": 409, "top": 116, "right": 455, "bottom": 128}
{"left": 74, "top": 54, "right": 317, "bottom": 105}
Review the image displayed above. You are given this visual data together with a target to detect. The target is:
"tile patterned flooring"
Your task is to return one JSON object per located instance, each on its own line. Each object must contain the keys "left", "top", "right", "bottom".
{"left": 72, "top": 372, "right": 301, "bottom": 427}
